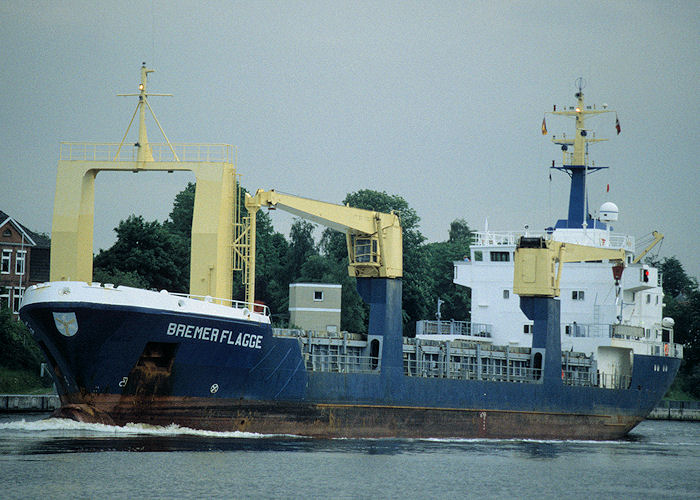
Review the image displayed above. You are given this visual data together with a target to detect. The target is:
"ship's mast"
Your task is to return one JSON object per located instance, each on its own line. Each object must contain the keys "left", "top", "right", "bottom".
{"left": 114, "top": 62, "right": 179, "bottom": 162}
{"left": 547, "top": 78, "right": 615, "bottom": 229}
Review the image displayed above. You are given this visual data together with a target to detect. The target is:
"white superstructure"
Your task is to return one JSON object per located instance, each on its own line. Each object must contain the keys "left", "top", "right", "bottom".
{"left": 419, "top": 80, "right": 680, "bottom": 365}
{"left": 452, "top": 227, "right": 672, "bottom": 357}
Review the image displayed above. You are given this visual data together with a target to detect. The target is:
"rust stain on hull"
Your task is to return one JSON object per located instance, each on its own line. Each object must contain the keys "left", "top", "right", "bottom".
{"left": 54, "top": 393, "right": 642, "bottom": 440}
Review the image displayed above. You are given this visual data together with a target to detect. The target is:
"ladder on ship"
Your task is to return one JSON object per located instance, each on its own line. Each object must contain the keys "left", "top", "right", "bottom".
{"left": 231, "top": 164, "right": 253, "bottom": 305}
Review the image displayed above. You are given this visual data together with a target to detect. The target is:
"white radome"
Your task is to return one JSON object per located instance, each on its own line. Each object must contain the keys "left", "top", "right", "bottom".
{"left": 599, "top": 201, "right": 619, "bottom": 222}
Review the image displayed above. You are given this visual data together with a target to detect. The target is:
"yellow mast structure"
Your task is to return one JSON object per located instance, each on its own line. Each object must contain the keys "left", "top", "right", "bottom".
{"left": 547, "top": 78, "right": 614, "bottom": 164}
{"left": 50, "top": 63, "right": 240, "bottom": 302}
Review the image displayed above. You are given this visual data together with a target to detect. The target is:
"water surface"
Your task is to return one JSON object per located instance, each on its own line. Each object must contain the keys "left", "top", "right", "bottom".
{"left": 1, "top": 414, "right": 698, "bottom": 499}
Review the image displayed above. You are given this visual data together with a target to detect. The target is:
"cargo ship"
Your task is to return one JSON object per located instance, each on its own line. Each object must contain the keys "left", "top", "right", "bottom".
{"left": 20, "top": 69, "right": 681, "bottom": 439}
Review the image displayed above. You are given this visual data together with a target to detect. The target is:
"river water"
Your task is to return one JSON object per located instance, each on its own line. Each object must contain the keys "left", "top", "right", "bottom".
{"left": 0, "top": 414, "right": 698, "bottom": 499}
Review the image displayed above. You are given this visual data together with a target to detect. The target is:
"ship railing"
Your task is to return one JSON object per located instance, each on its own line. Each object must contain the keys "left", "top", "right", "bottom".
{"left": 565, "top": 322, "right": 645, "bottom": 339}
{"left": 403, "top": 358, "right": 540, "bottom": 383}
{"left": 416, "top": 320, "right": 492, "bottom": 338}
{"left": 646, "top": 342, "right": 684, "bottom": 358}
{"left": 169, "top": 292, "right": 269, "bottom": 316}
{"left": 610, "top": 324, "right": 645, "bottom": 339}
{"left": 402, "top": 357, "right": 632, "bottom": 389}
{"left": 303, "top": 353, "right": 380, "bottom": 374}
{"left": 564, "top": 322, "right": 609, "bottom": 338}
{"left": 597, "top": 372, "right": 632, "bottom": 390}
{"left": 608, "top": 328, "right": 684, "bottom": 358}
{"left": 607, "top": 233, "right": 635, "bottom": 251}
{"left": 59, "top": 142, "right": 236, "bottom": 163}
{"left": 471, "top": 231, "right": 524, "bottom": 246}
{"left": 272, "top": 328, "right": 366, "bottom": 341}
{"left": 562, "top": 368, "right": 595, "bottom": 387}
{"left": 470, "top": 230, "right": 634, "bottom": 251}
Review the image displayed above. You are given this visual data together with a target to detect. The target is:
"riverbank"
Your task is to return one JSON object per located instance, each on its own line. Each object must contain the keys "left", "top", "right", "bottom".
{"left": 646, "top": 400, "right": 700, "bottom": 421}
{"left": 0, "top": 394, "right": 59, "bottom": 412}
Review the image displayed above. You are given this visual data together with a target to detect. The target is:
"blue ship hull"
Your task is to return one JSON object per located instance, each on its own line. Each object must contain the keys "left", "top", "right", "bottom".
{"left": 20, "top": 278, "right": 680, "bottom": 439}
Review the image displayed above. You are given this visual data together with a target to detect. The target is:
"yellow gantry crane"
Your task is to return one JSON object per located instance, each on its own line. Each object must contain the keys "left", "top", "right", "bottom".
{"left": 51, "top": 64, "right": 239, "bottom": 302}
{"left": 242, "top": 190, "right": 403, "bottom": 306}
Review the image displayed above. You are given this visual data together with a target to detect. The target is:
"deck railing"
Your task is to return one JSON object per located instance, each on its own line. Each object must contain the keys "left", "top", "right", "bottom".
{"left": 59, "top": 142, "right": 236, "bottom": 163}
{"left": 304, "top": 353, "right": 380, "bottom": 374}
{"left": 416, "top": 320, "right": 492, "bottom": 338}
{"left": 470, "top": 230, "right": 634, "bottom": 251}
{"left": 169, "top": 292, "right": 269, "bottom": 316}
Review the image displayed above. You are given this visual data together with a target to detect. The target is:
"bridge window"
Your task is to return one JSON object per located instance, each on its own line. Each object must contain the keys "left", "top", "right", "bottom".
{"left": 490, "top": 251, "right": 510, "bottom": 262}
{"left": 473, "top": 251, "right": 483, "bottom": 261}
{"left": 503, "top": 289, "right": 510, "bottom": 299}
{"left": 354, "top": 237, "right": 377, "bottom": 263}
{"left": 523, "top": 324, "right": 532, "bottom": 334}
{"left": 572, "top": 290, "right": 585, "bottom": 301}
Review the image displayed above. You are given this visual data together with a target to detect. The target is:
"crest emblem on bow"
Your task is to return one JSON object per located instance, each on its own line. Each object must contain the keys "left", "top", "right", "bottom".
{"left": 53, "top": 312, "right": 78, "bottom": 337}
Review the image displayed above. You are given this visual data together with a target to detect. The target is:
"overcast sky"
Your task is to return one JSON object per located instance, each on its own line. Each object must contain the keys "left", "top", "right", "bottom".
{"left": 1, "top": 1, "right": 699, "bottom": 279}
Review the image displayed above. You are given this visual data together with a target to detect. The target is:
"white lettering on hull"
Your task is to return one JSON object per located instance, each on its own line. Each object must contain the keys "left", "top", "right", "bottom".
{"left": 166, "top": 322, "right": 263, "bottom": 349}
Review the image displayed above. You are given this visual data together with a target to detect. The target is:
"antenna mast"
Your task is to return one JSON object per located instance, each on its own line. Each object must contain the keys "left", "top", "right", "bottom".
{"left": 114, "top": 62, "right": 179, "bottom": 162}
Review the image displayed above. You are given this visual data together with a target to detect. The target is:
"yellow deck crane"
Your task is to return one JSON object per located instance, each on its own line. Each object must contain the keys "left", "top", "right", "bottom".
{"left": 513, "top": 236, "right": 626, "bottom": 383}
{"left": 513, "top": 237, "right": 627, "bottom": 298}
{"left": 631, "top": 231, "right": 663, "bottom": 264}
{"left": 243, "top": 189, "right": 402, "bottom": 306}
{"left": 243, "top": 189, "right": 406, "bottom": 372}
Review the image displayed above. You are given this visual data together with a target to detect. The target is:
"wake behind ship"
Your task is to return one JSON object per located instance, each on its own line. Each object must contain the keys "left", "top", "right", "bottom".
{"left": 20, "top": 69, "right": 682, "bottom": 439}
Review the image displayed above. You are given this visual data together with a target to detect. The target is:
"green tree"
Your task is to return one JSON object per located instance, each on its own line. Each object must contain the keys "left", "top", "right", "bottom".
{"left": 423, "top": 218, "right": 472, "bottom": 322}
{"left": 0, "top": 304, "right": 53, "bottom": 392}
{"left": 93, "top": 215, "right": 189, "bottom": 292}
{"left": 92, "top": 268, "right": 149, "bottom": 289}
{"left": 649, "top": 256, "right": 699, "bottom": 298}
{"left": 0, "top": 305, "right": 43, "bottom": 371}
{"left": 165, "top": 181, "right": 196, "bottom": 239}
{"left": 286, "top": 219, "right": 319, "bottom": 282}
{"left": 249, "top": 208, "right": 290, "bottom": 322}
{"left": 648, "top": 256, "right": 700, "bottom": 398}
{"left": 448, "top": 218, "right": 472, "bottom": 245}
